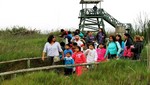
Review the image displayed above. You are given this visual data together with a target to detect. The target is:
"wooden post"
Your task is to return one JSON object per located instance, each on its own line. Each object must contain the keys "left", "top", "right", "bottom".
{"left": 147, "top": 43, "right": 150, "bottom": 71}
{"left": 0, "top": 75, "right": 4, "bottom": 81}
{"left": 27, "top": 59, "right": 30, "bottom": 68}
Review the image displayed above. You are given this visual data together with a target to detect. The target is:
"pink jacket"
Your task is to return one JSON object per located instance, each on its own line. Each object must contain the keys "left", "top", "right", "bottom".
{"left": 96, "top": 48, "right": 106, "bottom": 62}
{"left": 72, "top": 52, "right": 86, "bottom": 64}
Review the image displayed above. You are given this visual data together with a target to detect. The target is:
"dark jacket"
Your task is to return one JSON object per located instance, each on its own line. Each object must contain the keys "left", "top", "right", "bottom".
{"left": 125, "top": 38, "right": 133, "bottom": 49}
{"left": 131, "top": 41, "right": 143, "bottom": 53}
{"left": 86, "top": 35, "right": 95, "bottom": 43}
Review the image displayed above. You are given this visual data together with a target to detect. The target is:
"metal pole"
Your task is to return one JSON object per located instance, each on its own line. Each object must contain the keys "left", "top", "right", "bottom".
{"left": 85, "top": 4, "right": 87, "bottom": 9}
{"left": 100, "top": 1, "right": 101, "bottom": 8}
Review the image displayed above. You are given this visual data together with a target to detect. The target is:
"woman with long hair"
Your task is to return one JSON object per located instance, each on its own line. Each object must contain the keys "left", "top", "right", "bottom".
{"left": 123, "top": 33, "right": 133, "bottom": 58}
{"left": 42, "top": 35, "right": 64, "bottom": 65}
{"left": 116, "top": 34, "right": 125, "bottom": 58}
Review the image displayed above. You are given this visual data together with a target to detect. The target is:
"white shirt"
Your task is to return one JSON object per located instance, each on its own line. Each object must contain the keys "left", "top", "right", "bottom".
{"left": 74, "top": 40, "right": 84, "bottom": 51}
{"left": 43, "top": 42, "right": 62, "bottom": 57}
{"left": 84, "top": 49, "right": 98, "bottom": 63}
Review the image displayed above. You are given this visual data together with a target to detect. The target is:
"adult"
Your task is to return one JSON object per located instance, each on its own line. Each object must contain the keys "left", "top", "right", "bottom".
{"left": 131, "top": 35, "right": 143, "bottom": 60}
{"left": 115, "top": 34, "right": 125, "bottom": 58}
{"left": 96, "top": 28, "right": 106, "bottom": 44}
{"left": 93, "top": 5, "right": 97, "bottom": 14}
{"left": 72, "top": 35, "right": 84, "bottom": 51}
{"left": 42, "top": 35, "right": 64, "bottom": 65}
{"left": 123, "top": 33, "right": 133, "bottom": 58}
{"left": 104, "top": 35, "right": 122, "bottom": 59}
{"left": 85, "top": 31, "right": 95, "bottom": 44}
{"left": 65, "top": 31, "right": 73, "bottom": 45}
{"left": 59, "top": 29, "right": 68, "bottom": 38}
{"left": 74, "top": 29, "right": 84, "bottom": 39}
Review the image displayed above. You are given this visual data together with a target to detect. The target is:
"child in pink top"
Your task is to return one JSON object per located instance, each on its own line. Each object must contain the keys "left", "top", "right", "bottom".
{"left": 96, "top": 43, "right": 106, "bottom": 62}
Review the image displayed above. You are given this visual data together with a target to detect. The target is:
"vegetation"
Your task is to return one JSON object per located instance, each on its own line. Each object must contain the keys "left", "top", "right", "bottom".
{"left": 1, "top": 60, "right": 150, "bottom": 85}
{"left": 130, "top": 15, "right": 150, "bottom": 44}
{"left": 0, "top": 15, "right": 150, "bottom": 84}
{"left": 0, "top": 27, "right": 63, "bottom": 62}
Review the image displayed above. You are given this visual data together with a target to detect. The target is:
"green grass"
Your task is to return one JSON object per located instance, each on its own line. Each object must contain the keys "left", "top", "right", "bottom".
{"left": 0, "top": 34, "right": 47, "bottom": 61}
{"left": 1, "top": 29, "right": 150, "bottom": 84}
{"left": 0, "top": 31, "right": 63, "bottom": 62}
{"left": 1, "top": 60, "right": 150, "bottom": 85}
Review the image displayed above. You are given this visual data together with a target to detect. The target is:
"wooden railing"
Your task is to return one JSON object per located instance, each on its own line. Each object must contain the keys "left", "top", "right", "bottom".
{"left": 0, "top": 57, "right": 46, "bottom": 68}
{"left": 0, "top": 62, "right": 99, "bottom": 76}
{"left": 0, "top": 57, "right": 52, "bottom": 73}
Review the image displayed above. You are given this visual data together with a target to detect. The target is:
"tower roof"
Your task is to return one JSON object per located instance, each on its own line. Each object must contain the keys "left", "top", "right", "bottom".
{"left": 80, "top": 0, "right": 101, "bottom": 4}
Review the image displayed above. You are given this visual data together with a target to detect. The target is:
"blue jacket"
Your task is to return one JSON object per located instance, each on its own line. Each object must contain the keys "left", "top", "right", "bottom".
{"left": 64, "top": 57, "right": 74, "bottom": 68}
{"left": 105, "top": 41, "right": 122, "bottom": 58}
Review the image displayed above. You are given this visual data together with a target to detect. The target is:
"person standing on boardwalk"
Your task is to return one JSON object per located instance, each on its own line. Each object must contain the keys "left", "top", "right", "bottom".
{"left": 96, "top": 28, "right": 106, "bottom": 44}
{"left": 104, "top": 35, "right": 122, "bottom": 60}
{"left": 96, "top": 43, "right": 106, "bottom": 62}
{"left": 131, "top": 35, "right": 143, "bottom": 60}
{"left": 42, "top": 35, "right": 64, "bottom": 65}
{"left": 64, "top": 52, "right": 74, "bottom": 76}
{"left": 72, "top": 46, "right": 86, "bottom": 76}
{"left": 115, "top": 34, "right": 125, "bottom": 58}
{"left": 123, "top": 33, "right": 133, "bottom": 58}
{"left": 84, "top": 43, "right": 98, "bottom": 63}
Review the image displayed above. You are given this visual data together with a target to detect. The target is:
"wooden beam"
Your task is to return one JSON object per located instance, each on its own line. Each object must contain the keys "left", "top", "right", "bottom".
{"left": 0, "top": 57, "right": 47, "bottom": 64}
{"left": 0, "top": 62, "right": 99, "bottom": 76}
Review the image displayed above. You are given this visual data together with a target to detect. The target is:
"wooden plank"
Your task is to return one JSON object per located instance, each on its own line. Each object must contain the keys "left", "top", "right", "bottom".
{"left": 0, "top": 57, "right": 47, "bottom": 64}
{"left": 0, "top": 62, "right": 99, "bottom": 76}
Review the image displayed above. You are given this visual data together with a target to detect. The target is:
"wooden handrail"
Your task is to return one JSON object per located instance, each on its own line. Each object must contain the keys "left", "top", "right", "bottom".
{"left": 0, "top": 57, "right": 47, "bottom": 64}
{"left": 0, "top": 62, "right": 99, "bottom": 76}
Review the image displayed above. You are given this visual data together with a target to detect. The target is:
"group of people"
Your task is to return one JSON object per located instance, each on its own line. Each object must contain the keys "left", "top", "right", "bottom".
{"left": 42, "top": 28, "right": 144, "bottom": 76}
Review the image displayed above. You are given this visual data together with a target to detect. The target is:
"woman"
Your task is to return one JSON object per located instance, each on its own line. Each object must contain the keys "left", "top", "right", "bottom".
{"left": 116, "top": 34, "right": 125, "bottom": 58}
{"left": 104, "top": 35, "right": 122, "bottom": 59}
{"left": 96, "top": 28, "right": 106, "bottom": 44}
{"left": 123, "top": 33, "right": 133, "bottom": 58}
{"left": 42, "top": 35, "right": 64, "bottom": 65}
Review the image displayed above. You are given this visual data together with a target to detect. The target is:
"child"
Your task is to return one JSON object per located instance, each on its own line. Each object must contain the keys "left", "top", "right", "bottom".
{"left": 72, "top": 46, "right": 86, "bottom": 76}
{"left": 96, "top": 43, "right": 106, "bottom": 62}
{"left": 84, "top": 43, "right": 98, "bottom": 63}
{"left": 131, "top": 35, "right": 143, "bottom": 60}
{"left": 71, "top": 42, "right": 78, "bottom": 53}
{"left": 64, "top": 52, "right": 74, "bottom": 75}
{"left": 64, "top": 44, "right": 73, "bottom": 57}
{"left": 65, "top": 31, "right": 73, "bottom": 45}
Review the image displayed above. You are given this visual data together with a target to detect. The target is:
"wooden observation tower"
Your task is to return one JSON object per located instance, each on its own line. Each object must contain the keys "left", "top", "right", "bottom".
{"left": 78, "top": 0, "right": 131, "bottom": 34}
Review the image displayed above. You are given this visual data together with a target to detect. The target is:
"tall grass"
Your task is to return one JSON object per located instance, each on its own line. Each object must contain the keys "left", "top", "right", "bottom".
{"left": 0, "top": 27, "right": 62, "bottom": 62}
{"left": 1, "top": 60, "right": 149, "bottom": 85}
{"left": 0, "top": 34, "right": 46, "bottom": 61}
{"left": 131, "top": 14, "right": 150, "bottom": 44}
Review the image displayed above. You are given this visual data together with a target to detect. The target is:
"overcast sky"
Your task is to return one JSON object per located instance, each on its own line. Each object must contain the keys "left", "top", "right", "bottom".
{"left": 0, "top": 0, "right": 150, "bottom": 32}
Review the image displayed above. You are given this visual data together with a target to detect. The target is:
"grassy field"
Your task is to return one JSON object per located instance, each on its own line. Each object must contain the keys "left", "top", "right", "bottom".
{"left": 1, "top": 60, "right": 150, "bottom": 85}
{"left": 0, "top": 31, "right": 63, "bottom": 62}
{"left": 1, "top": 29, "right": 150, "bottom": 85}
{"left": 0, "top": 31, "right": 149, "bottom": 62}
{"left": 0, "top": 34, "right": 46, "bottom": 61}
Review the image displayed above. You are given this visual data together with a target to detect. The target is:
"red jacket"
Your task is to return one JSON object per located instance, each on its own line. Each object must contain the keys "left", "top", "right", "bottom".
{"left": 72, "top": 52, "right": 86, "bottom": 64}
